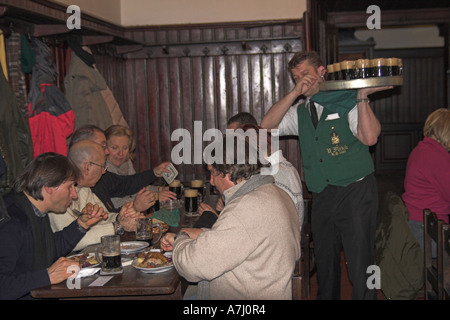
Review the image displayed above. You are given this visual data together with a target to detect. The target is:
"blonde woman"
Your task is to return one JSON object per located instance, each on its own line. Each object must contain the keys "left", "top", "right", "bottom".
{"left": 105, "top": 125, "right": 176, "bottom": 208}
{"left": 402, "top": 108, "right": 450, "bottom": 249}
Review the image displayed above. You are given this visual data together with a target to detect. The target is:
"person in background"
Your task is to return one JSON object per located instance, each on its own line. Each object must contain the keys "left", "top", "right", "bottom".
{"left": 200, "top": 112, "right": 259, "bottom": 215}
{"left": 49, "top": 140, "right": 143, "bottom": 250}
{"left": 226, "top": 111, "right": 258, "bottom": 130}
{"left": 69, "top": 125, "right": 172, "bottom": 213}
{"left": 104, "top": 124, "right": 176, "bottom": 209}
{"left": 0, "top": 153, "right": 106, "bottom": 299}
{"left": 261, "top": 50, "right": 391, "bottom": 300}
{"left": 196, "top": 124, "right": 304, "bottom": 234}
{"left": 402, "top": 108, "right": 450, "bottom": 249}
{"left": 161, "top": 133, "right": 300, "bottom": 299}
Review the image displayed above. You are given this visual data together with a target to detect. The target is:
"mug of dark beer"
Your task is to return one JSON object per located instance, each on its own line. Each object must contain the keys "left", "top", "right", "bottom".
{"left": 340, "top": 60, "right": 356, "bottom": 80}
{"left": 135, "top": 217, "right": 162, "bottom": 247}
{"left": 191, "top": 179, "right": 204, "bottom": 203}
{"left": 184, "top": 188, "right": 199, "bottom": 216}
{"left": 169, "top": 179, "right": 182, "bottom": 200}
{"left": 95, "top": 235, "right": 123, "bottom": 274}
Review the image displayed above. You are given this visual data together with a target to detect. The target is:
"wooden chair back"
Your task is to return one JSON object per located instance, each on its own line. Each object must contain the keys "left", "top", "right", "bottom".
{"left": 423, "top": 209, "right": 444, "bottom": 299}
{"left": 442, "top": 223, "right": 450, "bottom": 300}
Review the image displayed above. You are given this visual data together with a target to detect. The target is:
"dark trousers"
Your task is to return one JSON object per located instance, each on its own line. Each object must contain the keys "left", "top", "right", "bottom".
{"left": 311, "top": 174, "right": 378, "bottom": 300}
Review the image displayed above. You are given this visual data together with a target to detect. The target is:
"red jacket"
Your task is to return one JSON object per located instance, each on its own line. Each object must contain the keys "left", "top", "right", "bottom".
{"left": 28, "top": 83, "right": 75, "bottom": 157}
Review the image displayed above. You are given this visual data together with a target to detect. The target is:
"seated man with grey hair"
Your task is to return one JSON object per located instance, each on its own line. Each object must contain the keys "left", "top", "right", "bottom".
{"left": 49, "top": 140, "right": 143, "bottom": 251}
{"left": 161, "top": 133, "right": 300, "bottom": 299}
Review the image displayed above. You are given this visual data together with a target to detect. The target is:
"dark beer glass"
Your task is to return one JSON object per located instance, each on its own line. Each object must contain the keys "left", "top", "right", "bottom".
{"left": 191, "top": 179, "right": 204, "bottom": 202}
{"left": 326, "top": 64, "right": 335, "bottom": 80}
{"left": 340, "top": 60, "right": 356, "bottom": 80}
{"left": 184, "top": 189, "right": 198, "bottom": 215}
{"left": 169, "top": 179, "right": 182, "bottom": 199}
{"left": 356, "top": 59, "right": 370, "bottom": 79}
{"left": 102, "top": 254, "right": 121, "bottom": 270}
{"left": 370, "top": 58, "right": 388, "bottom": 77}
{"left": 95, "top": 235, "right": 122, "bottom": 274}
{"left": 386, "top": 58, "right": 400, "bottom": 76}
{"left": 333, "top": 62, "right": 341, "bottom": 80}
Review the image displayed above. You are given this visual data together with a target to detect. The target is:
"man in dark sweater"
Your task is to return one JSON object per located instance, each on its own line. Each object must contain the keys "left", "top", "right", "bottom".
{"left": 0, "top": 153, "right": 107, "bottom": 299}
{"left": 69, "top": 125, "right": 175, "bottom": 213}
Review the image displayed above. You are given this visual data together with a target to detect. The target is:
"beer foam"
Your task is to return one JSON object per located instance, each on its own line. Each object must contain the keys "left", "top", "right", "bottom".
{"left": 340, "top": 60, "right": 355, "bottom": 69}
{"left": 191, "top": 179, "right": 203, "bottom": 187}
{"left": 184, "top": 189, "right": 198, "bottom": 197}
{"left": 170, "top": 179, "right": 181, "bottom": 187}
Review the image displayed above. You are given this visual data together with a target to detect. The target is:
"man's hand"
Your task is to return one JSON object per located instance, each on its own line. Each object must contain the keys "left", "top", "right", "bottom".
{"left": 134, "top": 188, "right": 156, "bottom": 212}
{"left": 158, "top": 188, "right": 177, "bottom": 202}
{"left": 199, "top": 202, "right": 218, "bottom": 216}
{"left": 118, "top": 201, "right": 144, "bottom": 231}
{"left": 77, "top": 203, "right": 108, "bottom": 229}
{"left": 153, "top": 162, "right": 172, "bottom": 177}
{"left": 47, "top": 257, "right": 80, "bottom": 284}
{"left": 180, "top": 228, "right": 203, "bottom": 240}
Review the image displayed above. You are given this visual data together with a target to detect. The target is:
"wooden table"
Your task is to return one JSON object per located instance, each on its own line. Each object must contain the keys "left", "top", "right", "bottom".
{"left": 31, "top": 182, "right": 219, "bottom": 300}
{"left": 30, "top": 262, "right": 182, "bottom": 300}
{"left": 31, "top": 232, "right": 182, "bottom": 300}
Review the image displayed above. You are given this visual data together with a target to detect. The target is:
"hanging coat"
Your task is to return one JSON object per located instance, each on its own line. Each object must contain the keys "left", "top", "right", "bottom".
{"left": 27, "top": 38, "right": 74, "bottom": 158}
{"left": 0, "top": 67, "right": 33, "bottom": 194}
{"left": 64, "top": 46, "right": 113, "bottom": 131}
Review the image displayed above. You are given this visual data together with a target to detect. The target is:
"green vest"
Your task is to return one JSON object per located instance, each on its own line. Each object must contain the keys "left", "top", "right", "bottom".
{"left": 297, "top": 102, "right": 374, "bottom": 193}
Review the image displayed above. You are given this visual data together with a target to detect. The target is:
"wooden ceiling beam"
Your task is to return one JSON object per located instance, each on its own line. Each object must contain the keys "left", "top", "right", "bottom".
{"left": 80, "top": 35, "right": 114, "bottom": 46}
{"left": 32, "top": 24, "right": 70, "bottom": 37}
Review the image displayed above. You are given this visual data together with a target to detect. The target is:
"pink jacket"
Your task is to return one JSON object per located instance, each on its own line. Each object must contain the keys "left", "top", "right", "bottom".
{"left": 402, "top": 137, "right": 450, "bottom": 223}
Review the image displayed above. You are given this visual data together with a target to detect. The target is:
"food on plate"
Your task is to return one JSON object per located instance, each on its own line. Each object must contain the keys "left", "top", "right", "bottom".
{"left": 135, "top": 251, "right": 172, "bottom": 269}
{"left": 121, "top": 242, "right": 143, "bottom": 251}
{"left": 68, "top": 253, "right": 98, "bottom": 268}
{"left": 153, "top": 222, "right": 169, "bottom": 234}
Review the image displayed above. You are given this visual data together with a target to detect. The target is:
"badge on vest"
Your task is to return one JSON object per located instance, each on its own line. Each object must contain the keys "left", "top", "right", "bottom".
{"left": 327, "top": 126, "right": 349, "bottom": 156}
{"left": 330, "top": 126, "right": 340, "bottom": 145}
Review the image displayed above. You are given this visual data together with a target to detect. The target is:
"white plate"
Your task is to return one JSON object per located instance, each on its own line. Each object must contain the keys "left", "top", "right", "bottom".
{"left": 132, "top": 251, "right": 174, "bottom": 273}
{"left": 120, "top": 241, "right": 149, "bottom": 254}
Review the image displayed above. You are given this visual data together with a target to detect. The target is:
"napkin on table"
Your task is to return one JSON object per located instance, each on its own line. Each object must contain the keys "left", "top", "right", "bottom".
{"left": 151, "top": 208, "right": 180, "bottom": 227}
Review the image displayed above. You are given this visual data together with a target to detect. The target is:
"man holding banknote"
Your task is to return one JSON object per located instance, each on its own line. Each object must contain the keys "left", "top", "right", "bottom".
{"left": 69, "top": 125, "right": 176, "bottom": 214}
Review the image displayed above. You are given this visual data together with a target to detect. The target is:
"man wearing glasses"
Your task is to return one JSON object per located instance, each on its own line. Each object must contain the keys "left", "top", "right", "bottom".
{"left": 48, "top": 140, "right": 143, "bottom": 251}
{"left": 68, "top": 125, "right": 174, "bottom": 214}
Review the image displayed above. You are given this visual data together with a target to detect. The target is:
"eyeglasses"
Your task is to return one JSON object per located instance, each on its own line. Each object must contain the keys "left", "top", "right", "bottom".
{"left": 89, "top": 161, "right": 108, "bottom": 172}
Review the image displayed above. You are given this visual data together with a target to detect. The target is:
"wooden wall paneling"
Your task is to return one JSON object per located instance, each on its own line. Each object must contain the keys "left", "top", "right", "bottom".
{"left": 121, "top": 21, "right": 304, "bottom": 181}
{"left": 168, "top": 57, "right": 182, "bottom": 177}
{"left": 238, "top": 54, "right": 251, "bottom": 115}
{"left": 261, "top": 53, "right": 274, "bottom": 125}
{"left": 191, "top": 56, "right": 206, "bottom": 179}
{"left": 146, "top": 58, "right": 161, "bottom": 167}
{"left": 157, "top": 58, "right": 172, "bottom": 172}
{"left": 226, "top": 55, "right": 240, "bottom": 122}
{"left": 215, "top": 55, "right": 228, "bottom": 132}
{"left": 250, "top": 54, "right": 262, "bottom": 122}
{"left": 134, "top": 59, "right": 150, "bottom": 172}
{"left": 179, "top": 56, "right": 195, "bottom": 179}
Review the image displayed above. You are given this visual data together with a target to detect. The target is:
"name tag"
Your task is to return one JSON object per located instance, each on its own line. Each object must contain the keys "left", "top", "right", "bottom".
{"left": 325, "top": 113, "right": 340, "bottom": 121}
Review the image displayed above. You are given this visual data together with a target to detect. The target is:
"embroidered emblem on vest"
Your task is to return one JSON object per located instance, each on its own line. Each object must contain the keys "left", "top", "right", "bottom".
{"left": 330, "top": 126, "right": 340, "bottom": 145}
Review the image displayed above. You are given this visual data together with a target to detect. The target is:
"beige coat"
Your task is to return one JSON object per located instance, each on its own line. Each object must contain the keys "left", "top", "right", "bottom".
{"left": 173, "top": 180, "right": 301, "bottom": 300}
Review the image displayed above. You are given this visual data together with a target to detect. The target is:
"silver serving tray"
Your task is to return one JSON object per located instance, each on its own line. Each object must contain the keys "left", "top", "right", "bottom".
{"left": 320, "top": 76, "right": 403, "bottom": 91}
